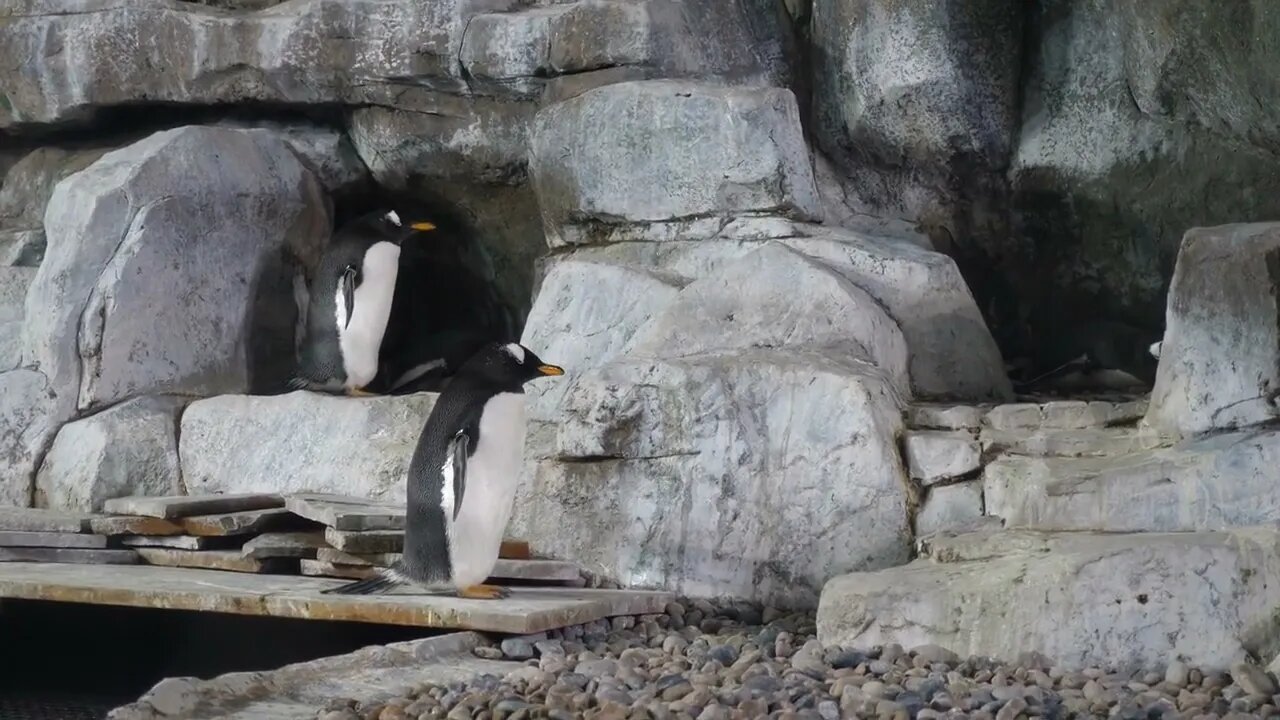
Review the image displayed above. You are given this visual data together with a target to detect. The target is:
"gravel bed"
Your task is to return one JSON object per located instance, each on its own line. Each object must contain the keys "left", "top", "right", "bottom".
{"left": 316, "top": 600, "right": 1280, "bottom": 720}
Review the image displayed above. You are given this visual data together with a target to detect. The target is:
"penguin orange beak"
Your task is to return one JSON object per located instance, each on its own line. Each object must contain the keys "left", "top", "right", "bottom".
{"left": 538, "top": 364, "right": 565, "bottom": 376}
{"left": 409, "top": 221, "right": 437, "bottom": 232}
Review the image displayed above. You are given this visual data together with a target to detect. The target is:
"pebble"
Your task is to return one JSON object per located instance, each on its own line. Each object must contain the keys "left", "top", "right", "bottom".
{"left": 319, "top": 600, "right": 1280, "bottom": 720}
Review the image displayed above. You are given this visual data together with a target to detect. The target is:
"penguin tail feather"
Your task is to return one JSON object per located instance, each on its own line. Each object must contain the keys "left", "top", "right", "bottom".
{"left": 320, "top": 570, "right": 404, "bottom": 595}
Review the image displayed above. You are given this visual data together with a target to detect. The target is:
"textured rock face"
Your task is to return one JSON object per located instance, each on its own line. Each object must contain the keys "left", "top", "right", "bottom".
{"left": 512, "top": 348, "right": 911, "bottom": 607}
{"left": 529, "top": 81, "right": 821, "bottom": 247}
{"left": 0, "top": 369, "right": 56, "bottom": 507}
{"left": 179, "top": 392, "right": 437, "bottom": 504}
{"left": 0, "top": 146, "right": 110, "bottom": 267}
{"left": 1146, "top": 224, "right": 1280, "bottom": 437}
{"left": 818, "top": 528, "right": 1280, "bottom": 671}
{"left": 983, "top": 428, "right": 1280, "bottom": 533}
{"left": 34, "top": 396, "right": 185, "bottom": 512}
{"left": 25, "top": 125, "right": 329, "bottom": 413}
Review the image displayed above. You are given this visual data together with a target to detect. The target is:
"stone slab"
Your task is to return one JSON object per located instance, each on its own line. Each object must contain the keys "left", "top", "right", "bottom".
{"left": 134, "top": 548, "right": 287, "bottom": 574}
{"left": 312, "top": 549, "right": 581, "bottom": 582}
{"left": 178, "top": 507, "right": 297, "bottom": 537}
{"left": 0, "top": 531, "right": 108, "bottom": 549}
{"left": 0, "top": 507, "right": 97, "bottom": 533}
{"left": 323, "top": 527, "right": 403, "bottom": 554}
{"left": 102, "top": 494, "right": 284, "bottom": 520}
{"left": 241, "top": 532, "right": 327, "bottom": 560}
{"left": 300, "top": 559, "right": 373, "bottom": 581}
{"left": 107, "top": 632, "right": 515, "bottom": 720}
{"left": 120, "top": 535, "right": 239, "bottom": 550}
{"left": 88, "top": 516, "right": 184, "bottom": 536}
{"left": 284, "top": 493, "right": 405, "bottom": 531}
{"left": 501, "top": 540, "right": 532, "bottom": 560}
{"left": 979, "top": 427, "right": 1168, "bottom": 458}
{"left": 916, "top": 482, "right": 984, "bottom": 537}
{"left": 818, "top": 528, "right": 1280, "bottom": 671}
{"left": 0, "top": 548, "right": 137, "bottom": 564}
{"left": 905, "top": 404, "right": 988, "bottom": 430}
{"left": 903, "top": 430, "right": 981, "bottom": 485}
{"left": 0, "top": 563, "right": 674, "bottom": 634}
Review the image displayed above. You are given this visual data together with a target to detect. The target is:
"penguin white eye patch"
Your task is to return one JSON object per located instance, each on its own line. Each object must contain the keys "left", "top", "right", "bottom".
{"left": 502, "top": 343, "right": 526, "bottom": 363}
{"left": 385, "top": 210, "right": 402, "bottom": 226}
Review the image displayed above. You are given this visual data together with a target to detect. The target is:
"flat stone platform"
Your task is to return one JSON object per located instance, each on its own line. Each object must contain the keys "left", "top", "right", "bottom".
{"left": 0, "top": 563, "right": 672, "bottom": 634}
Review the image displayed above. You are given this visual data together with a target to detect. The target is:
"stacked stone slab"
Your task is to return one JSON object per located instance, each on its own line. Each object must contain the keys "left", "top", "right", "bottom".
{"left": 818, "top": 221, "right": 1280, "bottom": 671}
{"left": 512, "top": 79, "right": 1012, "bottom": 607}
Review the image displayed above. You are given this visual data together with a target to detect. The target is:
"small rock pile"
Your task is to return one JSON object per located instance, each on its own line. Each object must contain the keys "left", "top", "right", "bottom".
{"left": 317, "top": 601, "right": 1280, "bottom": 720}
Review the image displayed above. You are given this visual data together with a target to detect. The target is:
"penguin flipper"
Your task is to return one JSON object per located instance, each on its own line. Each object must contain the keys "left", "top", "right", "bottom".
{"left": 320, "top": 567, "right": 406, "bottom": 595}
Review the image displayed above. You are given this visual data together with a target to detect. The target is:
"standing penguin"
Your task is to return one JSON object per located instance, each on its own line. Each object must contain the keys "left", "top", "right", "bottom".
{"left": 292, "top": 209, "right": 436, "bottom": 396}
{"left": 322, "top": 341, "right": 564, "bottom": 598}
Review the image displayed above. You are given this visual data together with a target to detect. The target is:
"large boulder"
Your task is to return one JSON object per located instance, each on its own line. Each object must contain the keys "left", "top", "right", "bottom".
{"left": 1146, "top": 223, "right": 1280, "bottom": 437}
{"left": 817, "top": 528, "right": 1280, "bottom": 671}
{"left": 625, "top": 242, "right": 910, "bottom": 397}
{"left": 560, "top": 224, "right": 1012, "bottom": 400}
{"left": 25, "top": 125, "right": 329, "bottom": 415}
{"left": 179, "top": 392, "right": 437, "bottom": 504}
{"left": 528, "top": 80, "right": 821, "bottom": 247}
{"left": 511, "top": 347, "right": 911, "bottom": 607}
{"left": 34, "top": 396, "right": 185, "bottom": 512}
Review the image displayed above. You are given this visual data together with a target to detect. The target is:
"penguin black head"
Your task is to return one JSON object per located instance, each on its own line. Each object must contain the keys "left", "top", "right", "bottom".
{"left": 351, "top": 209, "right": 437, "bottom": 246}
{"left": 456, "top": 342, "right": 564, "bottom": 391}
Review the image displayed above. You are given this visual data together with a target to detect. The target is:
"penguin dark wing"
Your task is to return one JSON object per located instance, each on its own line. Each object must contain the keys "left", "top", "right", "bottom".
{"left": 341, "top": 265, "right": 358, "bottom": 329}
{"left": 444, "top": 429, "right": 470, "bottom": 521}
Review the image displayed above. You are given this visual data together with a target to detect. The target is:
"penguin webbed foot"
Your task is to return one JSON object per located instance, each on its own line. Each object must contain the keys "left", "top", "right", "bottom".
{"left": 457, "top": 584, "right": 511, "bottom": 600}
{"left": 345, "top": 386, "right": 379, "bottom": 398}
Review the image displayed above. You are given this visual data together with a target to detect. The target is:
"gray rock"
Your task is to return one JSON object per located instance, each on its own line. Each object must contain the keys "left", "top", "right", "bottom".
{"left": 212, "top": 121, "right": 370, "bottom": 196}
{"left": 528, "top": 80, "right": 820, "bottom": 247}
{"left": 180, "top": 391, "right": 438, "bottom": 504}
{"left": 1146, "top": 224, "right": 1280, "bottom": 437}
{"left": 979, "top": 426, "right": 1166, "bottom": 458}
{"left": 623, "top": 243, "right": 911, "bottom": 398}
{"left": 511, "top": 347, "right": 911, "bottom": 607}
{"left": 23, "top": 125, "right": 329, "bottom": 454}
{"left": 33, "top": 396, "right": 185, "bottom": 512}
{"left": 0, "top": 146, "right": 110, "bottom": 266}
{"left": 0, "top": 267, "right": 35, "bottom": 323}
{"left": 0, "top": 369, "right": 58, "bottom": 506}
{"left": 558, "top": 224, "right": 1012, "bottom": 400}
{"left": 903, "top": 431, "right": 981, "bottom": 485}
{"left": 906, "top": 404, "right": 988, "bottom": 431}
{"left": 1165, "top": 660, "right": 1189, "bottom": 688}
{"left": 818, "top": 528, "right": 1280, "bottom": 671}
{"left": 916, "top": 481, "right": 984, "bottom": 537}
{"left": 0, "top": 229, "right": 46, "bottom": 268}
{"left": 982, "top": 427, "right": 1280, "bottom": 532}
{"left": 1229, "top": 661, "right": 1277, "bottom": 697}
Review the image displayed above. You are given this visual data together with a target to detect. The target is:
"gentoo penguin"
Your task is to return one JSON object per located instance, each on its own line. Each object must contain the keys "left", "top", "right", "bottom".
{"left": 291, "top": 209, "right": 436, "bottom": 396}
{"left": 322, "top": 341, "right": 563, "bottom": 599}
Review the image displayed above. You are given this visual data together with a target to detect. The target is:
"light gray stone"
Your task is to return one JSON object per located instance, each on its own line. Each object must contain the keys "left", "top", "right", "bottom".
{"left": 1230, "top": 661, "right": 1278, "bottom": 697}
{"left": 558, "top": 225, "right": 1013, "bottom": 400}
{"left": 979, "top": 427, "right": 1167, "bottom": 458}
{"left": 0, "top": 146, "right": 110, "bottom": 266}
{"left": 903, "top": 431, "right": 981, "bottom": 485}
{"left": 906, "top": 404, "right": 988, "bottom": 430}
{"left": 284, "top": 494, "right": 405, "bottom": 532}
{"left": 818, "top": 527, "right": 1280, "bottom": 671}
{"left": 34, "top": 396, "right": 186, "bottom": 512}
{"left": 916, "top": 481, "right": 984, "bottom": 537}
{"left": 0, "top": 507, "right": 96, "bottom": 533}
{"left": 212, "top": 121, "right": 370, "bottom": 196}
{"left": 120, "top": 535, "right": 232, "bottom": 550}
{"left": 512, "top": 347, "right": 911, "bottom": 607}
{"left": 178, "top": 507, "right": 296, "bottom": 537}
{"left": 241, "top": 532, "right": 327, "bottom": 560}
{"left": 0, "top": 267, "right": 34, "bottom": 323}
{"left": 529, "top": 80, "right": 821, "bottom": 247}
{"left": 625, "top": 242, "right": 910, "bottom": 396}
{"left": 1147, "top": 224, "right": 1280, "bottom": 437}
{"left": 520, "top": 257, "right": 683, "bottom": 436}
{"left": 324, "top": 527, "right": 403, "bottom": 554}
{"left": 0, "top": 368, "right": 59, "bottom": 506}
{"left": 180, "top": 392, "right": 437, "bottom": 504}
{"left": 0, "top": 547, "right": 137, "bottom": 564}
{"left": 982, "top": 427, "right": 1280, "bottom": 532}
{"left": 0, "top": 229, "right": 45, "bottom": 267}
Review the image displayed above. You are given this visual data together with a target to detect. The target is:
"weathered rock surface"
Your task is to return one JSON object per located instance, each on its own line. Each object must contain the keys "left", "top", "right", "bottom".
{"left": 818, "top": 528, "right": 1280, "bottom": 671}
{"left": 983, "top": 428, "right": 1280, "bottom": 532}
{"left": 903, "top": 431, "right": 980, "bottom": 485}
{"left": 512, "top": 347, "right": 911, "bottom": 607}
{"left": 33, "top": 396, "right": 185, "bottom": 512}
{"left": 626, "top": 243, "right": 911, "bottom": 397}
{"left": 24, "top": 125, "right": 329, "bottom": 421}
{"left": 179, "top": 392, "right": 437, "bottom": 503}
{"left": 1146, "top": 223, "right": 1280, "bottom": 437}
{"left": 559, "top": 225, "right": 1012, "bottom": 400}
{"left": 0, "top": 146, "right": 111, "bottom": 266}
{"left": 529, "top": 81, "right": 821, "bottom": 247}
{"left": 916, "top": 481, "right": 984, "bottom": 537}
{"left": 979, "top": 426, "right": 1166, "bottom": 458}
{"left": 520, "top": 258, "right": 683, "bottom": 436}
{"left": 0, "top": 369, "right": 56, "bottom": 507}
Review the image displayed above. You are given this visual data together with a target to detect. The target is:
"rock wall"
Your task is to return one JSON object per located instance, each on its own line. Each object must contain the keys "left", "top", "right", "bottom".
{"left": 2, "top": 0, "right": 1279, "bottom": 616}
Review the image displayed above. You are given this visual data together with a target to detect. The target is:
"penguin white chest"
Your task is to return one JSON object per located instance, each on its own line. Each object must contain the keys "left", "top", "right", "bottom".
{"left": 446, "top": 392, "right": 527, "bottom": 587}
{"left": 334, "top": 242, "right": 400, "bottom": 388}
